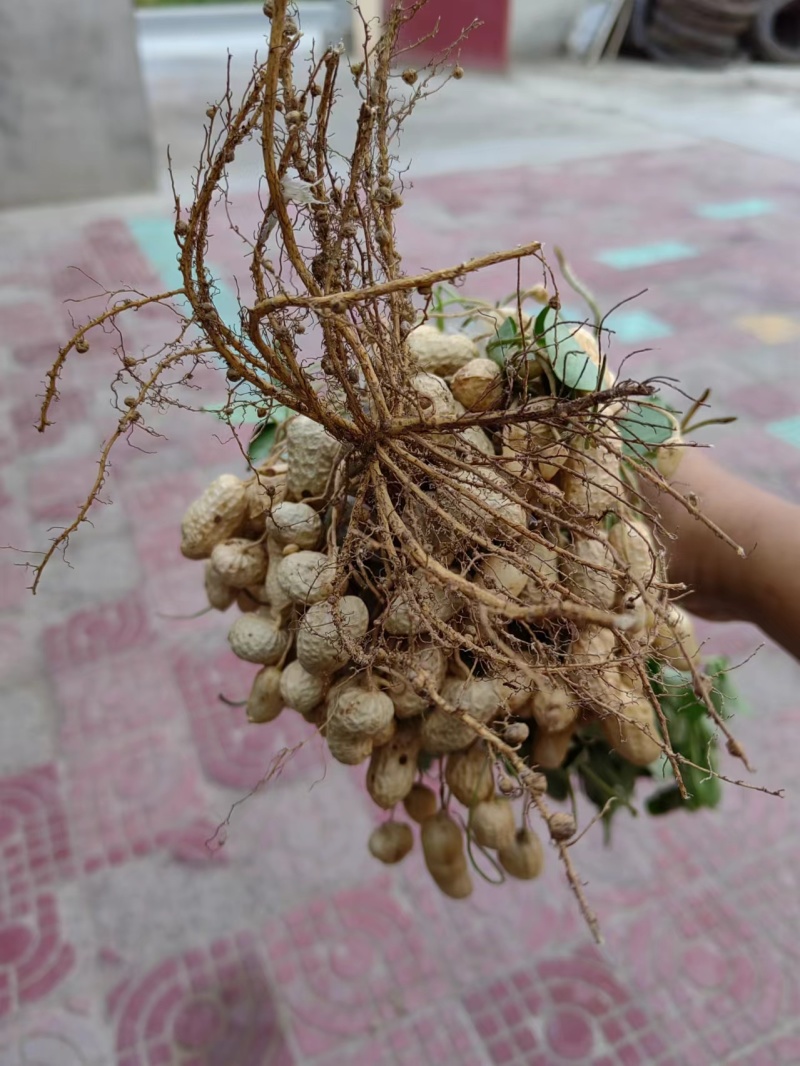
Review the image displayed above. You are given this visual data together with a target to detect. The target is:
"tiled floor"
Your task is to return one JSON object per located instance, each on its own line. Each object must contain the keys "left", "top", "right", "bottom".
{"left": 1, "top": 131, "right": 800, "bottom": 1064}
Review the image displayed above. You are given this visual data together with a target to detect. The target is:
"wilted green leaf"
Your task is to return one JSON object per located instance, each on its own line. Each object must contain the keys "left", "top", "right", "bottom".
{"left": 247, "top": 404, "right": 291, "bottom": 463}
{"left": 543, "top": 767, "right": 571, "bottom": 802}
{"left": 533, "top": 304, "right": 552, "bottom": 340}
{"left": 485, "top": 315, "right": 521, "bottom": 368}
{"left": 539, "top": 322, "right": 604, "bottom": 392}
{"left": 618, "top": 400, "right": 676, "bottom": 458}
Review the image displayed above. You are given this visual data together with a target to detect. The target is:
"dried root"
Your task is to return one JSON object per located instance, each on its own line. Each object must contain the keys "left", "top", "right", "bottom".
{"left": 33, "top": 0, "right": 777, "bottom": 942}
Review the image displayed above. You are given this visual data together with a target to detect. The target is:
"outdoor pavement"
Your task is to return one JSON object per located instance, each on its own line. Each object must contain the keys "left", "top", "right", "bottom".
{"left": 2, "top": 11, "right": 800, "bottom": 1064}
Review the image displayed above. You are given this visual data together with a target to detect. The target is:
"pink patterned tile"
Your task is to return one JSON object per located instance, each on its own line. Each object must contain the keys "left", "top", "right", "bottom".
{"left": 262, "top": 878, "right": 448, "bottom": 1057}
{"left": 0, "top": 765, "right": 74, "bottom": 919}
{"left": 0, "top": 531, "right": 29, "bottom": 611}
{"left": 314, "top": 1000, "right": 490, "bottom": 1066}
{"left": 234, "top": 771, "right": 373, "bottom": 900}
{"left": 0, "top": 620, "right": 39, "bottom": 684}
{"left": 83, "top": 219, "right": 163, "bottom": 293}
{"left": 0, "top": 302, "right": 65, "bottom": 349}
{"left": 63, "top": 730, "right": 205, "bottom": 873}
{"left": 133, "top": 524, "right": 189, "bottom": 578}
{"left": 0, "top": 684, "right": 56, "bottom": 775}
{"left": 43, "top": 596, "right": 154, "bottom": 672}
{"left": 53, "top": 647, "right": 188, "bottom": 754}
{"left": 727, "top": 850, "right": 800, "bottom": 966}
{"left": 107, "top": 934, "right": 292, "bottom": 1066}
{"left": 607, "top": 884, "right": 800, "bottom": 1063}
{"left": 463, "top": 946, "right": 669, "bottom": 1066}
{"left": 0, "top": 1005, "right": 112, "bottom": 1066}
{"left": 122, "top": 472, "right": 205, "bottom": 533}
{"left": 0, "top": 893, "right": 76, "bottom": 1018}
{"left": 173, "top": 648, "right": 327, "bottom": 790}
{"left": 26, "top": 455, "right": 112, "bottom": 522}
{"left": 11, "top": 388, "right": 87, "bottom": 456}
{"left": 394, "top": 847, "right": 581, "bottom": 992}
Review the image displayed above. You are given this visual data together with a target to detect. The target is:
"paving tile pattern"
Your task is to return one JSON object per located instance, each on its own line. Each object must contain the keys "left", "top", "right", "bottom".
{"left": 1, "top": 140, "right": 799, "bottom": 1062}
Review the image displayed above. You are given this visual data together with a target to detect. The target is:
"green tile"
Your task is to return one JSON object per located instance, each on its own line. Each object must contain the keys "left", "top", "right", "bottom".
{"left": 767, "top": 415, "right": 800, "bottom": 450}
{"left": 596, "top": 241, "right": 697, "bottom": 270}
{"left": 697, "top": 199, "right": 775, "bottom": 221}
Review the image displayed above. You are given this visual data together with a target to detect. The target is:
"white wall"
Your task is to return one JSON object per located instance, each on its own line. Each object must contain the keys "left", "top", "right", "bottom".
{"left": 0, "top": 0, "right": 154, "bottom": 208}
{"left": 509, "top": 0, "right": 593, "bottom": 60}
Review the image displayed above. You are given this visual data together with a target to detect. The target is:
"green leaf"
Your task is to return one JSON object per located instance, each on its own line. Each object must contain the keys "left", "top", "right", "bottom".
{"left": 533, "top": 304, "right": 552, "bottom": 341}
{"left": 417, "top": 751, "right": 434, "bottom": 773}
{"left": 540, "top": 322, "right": 604, "bottom": 392}
{"left": 543, "top": 767, "right": 571, "bottom": 802}
{"left": 617, "top": 401, "right": 677, "bottom": 459}
{"left": 704, "top": 655, "right": 747, "bottom": 718}
{"left": 485, "top": 315, "right": 521, "bottom": 368}
{"left": 648, "top": 659, "right": 724, "bottom": 813}
{"left": 646, "top": 785, "right": 684, "bottom": 816}
{"left": 247, "top": 405, "right": 291, "bottom": 463}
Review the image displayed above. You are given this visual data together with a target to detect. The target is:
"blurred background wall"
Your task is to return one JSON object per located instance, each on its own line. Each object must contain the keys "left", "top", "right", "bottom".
{"left": 0, "top": 0, "right": 154, "bottom": 209}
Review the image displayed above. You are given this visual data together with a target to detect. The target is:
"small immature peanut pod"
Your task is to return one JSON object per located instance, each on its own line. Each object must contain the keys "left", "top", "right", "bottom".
{"left": 601, "top": 699, "right": 665, "bottom": 767}
{"left": 480, "top": 555, "right": 529, "bottom": 600}
{"left": 406, "top": 323, "right": 478, "bottom": 376}
{"left": 403, "top": 782, "right": 438, "bottom": 823}
{"left": 609, "top": 518, "right": 656, "bottom": 587}
{"left": 571, "top": 624, "right": 616, "bottom": 667}
{"left": 296, "top": 595, "right": 370, "bottom": 676}
{"left": 653, "top": 603, "right": 700, "bottom": 672}
{"left": 265, "top": 501, "right": 323, "bottom": 550}
{"left": 503, "top": 721, "right": 529, "bottom": 746}
{"left": 263, "top": 538, "right": 292, "bottom": 615}
{"left": 383, "top": 645, "right": 446, "bottom": 718}
{"left": 368, "top": 821, "right": 414, "bottom": 865}
{"left": 384, "top": 571, "right": 459, "bottom": 637}
{"left": 181, "top": 474, "right": 248, "bottom": 559}
{"left": 469, "top": 798, "right": 516, "bottom": 850}
{"left": 227, "top": 609, "right": 291, "bottom": 665}
{"left": 421, "top": 678, "right": 502, "bottom": 755}
{"left": 204, "top": 561, "right": 236, "bottom": 611}
{"left": 532, "top": 725, "right": 574, "bottom": 770}
{"left": 498, "top": 826, "right": 544, "bottom": 880}
{"left": 563, "top": 535, "right": 619, "bottom": 610}
{"left": 279, "top": 659, "right": 327, "bottom": 717}
{"left": 433, "top": 863, "right": 473, "bottom": 900}
{"left": 445, "top": 742, "right": 495, "bottom": 806}
{"left": 421, "top": 811, "right": 473, "bottom": 899}
{"left": 210, "top": 538, "right": 268, "bottom": 589}
{"left": 328, "top": 683, "right": 395, "bottom": 737}
{"left": 563, "top": 444, "right": 621, "bottom": 518}
{"left": 443, "top": 466, "right": 527, "bottom": 541}
{"left": 371, "top": 716, "right": 398, "bottom": 748}
{"left": 529, "top": 684, "right": 578, "bottom": 734}
{"left": 236, "top": 585, "right": 264, "bottom": 613}
{"left": 520, "top": 540, "right": 560, "bottom": 602}
{"left": 247, "top": 666, "right": 283, "bottom": 724}
{"left": 276, "top": 550, "right": 336, "bottom": 605}
{"left": 420, "top": 810, "right": 464, "bottom": 866}
{"left": 450, "top": 358, "right": 503, "bottom": 412}
{"left": 366, "top": 723, "right": 421, "bottom": 809}
{"left": 548, "top": 812, "right": 577, "bottom": 842}
{"left": 325, "top": 718, "right": 373, "bottom": 765}
{"left": 244, "top": 463, "right": 287, "bottom": 524}
{"left": 410, "top": 372, "right": 462, "bottom": 422}
{"left": 503, "top": 419, "right": 569, "bottom": 484}
{"left": 285, "top": 415, "right": 341, "bottom": 502}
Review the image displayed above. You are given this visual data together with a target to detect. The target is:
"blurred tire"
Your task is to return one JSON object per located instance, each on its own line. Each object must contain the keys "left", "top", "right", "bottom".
{"left": 752, "top": 0, "right": 800, "bottom": 62}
